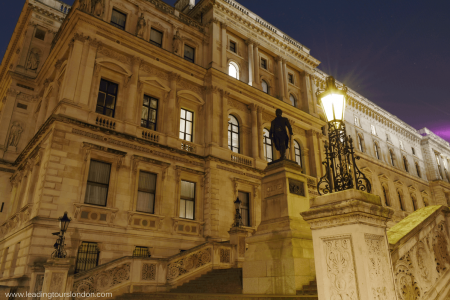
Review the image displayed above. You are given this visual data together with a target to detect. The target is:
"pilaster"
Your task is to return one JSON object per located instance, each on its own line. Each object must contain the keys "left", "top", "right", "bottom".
{"left": 246, "top": 39, "right": 254, "bottom": 86}
{"left": 60, "top": 34, "right": 86, "bottom": 102}
{"left": 250, "top": 104, "right": 259, "bottom": 159}
{"left": 257, "top": 106, "right": 264, "bottom": 160}
{"left": 221, "top": 22, "right": 228, "bottom": 72}
{"left": 221, "top": 90, "right": 230, "bottom": 148}
{"left": 253, "top": 43, "right": 260, "bottom": 87}
{"left": 166, "top": 72, "right": 180, "bottom": 137}
{"left": 77, "top": 39, "right": 101, "bottom": 106}
{"left": 275, "top": 56, "right": 285, "bottom": 100}
{"left": 124, "top": 56, "right": 142, "bottom": 132}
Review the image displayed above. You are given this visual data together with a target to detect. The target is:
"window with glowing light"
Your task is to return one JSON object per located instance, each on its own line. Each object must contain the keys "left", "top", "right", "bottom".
{"left": 390, "top": 150, "right": 395, "bottom": 166}
{"left": 374, "top": 143, "right": 380, "bottom": 160}
{"left": 357, "top": 134, "right": 364, "bottom": 152}
{"left": 262, "top": 80, "right": 269, "bottom": 94}
{"left": 228, "top": 115, "right": 240, "bottom": 153}
{"left": 228, "top": 62, "right": 239, "bottom": 79}
{"left": 289, "top": 94, "right": 296, "bottom": 107}
{"left": 294, "top": 141, "right": 302, "bottom": 167}
{"left": 263, "top": 128, "right": 272, "bottom": 162}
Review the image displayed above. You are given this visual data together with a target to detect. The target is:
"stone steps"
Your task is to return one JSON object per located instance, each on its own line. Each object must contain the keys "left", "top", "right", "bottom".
{"left": 296, "top": 280, "right": 317, "bottom": 296}
{"left": 170, "top": 268, "right": 243, "bottom": 294}
{"left": 115, "top": 293, "right": 318, "bottom": 300}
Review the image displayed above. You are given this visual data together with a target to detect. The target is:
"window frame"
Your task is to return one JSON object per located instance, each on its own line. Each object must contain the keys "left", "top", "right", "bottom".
{"left": 84, "top": 160, "right": 112, "bottom": 207}
{"left": 415, "top": 163, "right": 421, "bottom": 178}
{"left": 184, "top": 44, "right": 195, "bottom": 63}
{"left": 403, "top": 156, "right": 409, "bottom": 173}
{"left": 228, "top": 115, "right": 240, "bottom": 153}
{"left": 179, "top": 180, "right": 196, "bottom": 220}
{"left": 354, "top": 116, "right": 360, "bottom": 127}
{"left": 96, "top": 79, "right": 119, "bottom": 118}
{"left": 263, "top": 128, "right": 273, "bottom": 162}
{"left": 261, "top": 58, "right": 267, "bottom": 69}
{"left": 374, "top": 143, "right": 380, "bottom": 160}
{"left": 133, "top": 246, "right": 151, "bottom": 257}
{"left": 389, "top": 150, "right": 395, "bottom": 166}
{"left": 238, "top": 191, "right": 251, "bottom": 227}
{"left": 140, "top": 95, "right": 159, "bottom": 130}
{"left": 228, "top": 61, "right": 240, "bottom": 80}
{"left": 371, "top": 125, "right": 377, "bottom": 136}
{"left": 294, "top": 140, "right": 302, "bottom": 167}
{"left": 136, "top": 171, "right": 157, "bottom": 214}
{"left": 34, "top": 28, "right": 46, "bottom": 41}
{"left": 75, "top": 242, "right": 100, "bottom": 274}
{"left": 110, "top": 9, "right": 127, "bottom": 30}
{"left": 230, "top": 41, "right": 236, "bottom": 53}
{"left": 382, "top": 185, "right": 390, "bottom": 207}
{"left": 288, "top": 73, "right": 294, "bottom": 84}
{"left": 150, "top": 28, "right": 164, "bottom": 48}
{"left": 398, "top": 191, "right": 404, "bottom": 211}
{"left": 179, "top": 108, "right": 194, "bottom": 142}
{"left": 357, "top": 134, "right": 364, "bottom": 152}
{"left": 289, "top": 94, "right": 296, "bottom": 107}
{"left": 262, "top": 80, "right": 269, "bottom": 94}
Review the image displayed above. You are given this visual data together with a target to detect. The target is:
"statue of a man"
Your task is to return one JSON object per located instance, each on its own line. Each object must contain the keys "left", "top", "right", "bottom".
{"left": 269, "top": 109, "right": 293, "bottom": 160}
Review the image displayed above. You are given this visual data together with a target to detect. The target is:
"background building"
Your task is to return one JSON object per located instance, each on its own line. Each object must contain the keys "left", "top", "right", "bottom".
{"left": 0, "top": 0, "right": 449, "bottom": 295}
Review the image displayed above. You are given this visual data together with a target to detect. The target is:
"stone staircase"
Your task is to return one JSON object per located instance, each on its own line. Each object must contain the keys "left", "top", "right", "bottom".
{"left": 170, "top": 268, "right": 243, "bottom": 294}
{"left": 296, "top": 280, "right": 317, "bottom": 296}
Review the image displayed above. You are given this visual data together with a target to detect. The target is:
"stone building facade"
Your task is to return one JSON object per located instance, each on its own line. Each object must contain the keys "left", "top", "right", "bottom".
{"left": 0, "top": 0, "right": 449, "bottom": 293}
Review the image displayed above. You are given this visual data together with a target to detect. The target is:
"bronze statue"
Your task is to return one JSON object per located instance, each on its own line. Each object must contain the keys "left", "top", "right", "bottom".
{"left": 269, "top": 109, "right": 293, "bottom": 160}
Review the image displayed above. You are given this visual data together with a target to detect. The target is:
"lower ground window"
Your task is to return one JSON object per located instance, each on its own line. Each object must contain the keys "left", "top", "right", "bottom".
{"left": 238, "top": 191, "right": 250, "bottom": 227}
{"left": 75, "top": 242, "right": 100, "bottom": 273}
{"left": 133, "top": 246, "right": 151, "bottom": 257}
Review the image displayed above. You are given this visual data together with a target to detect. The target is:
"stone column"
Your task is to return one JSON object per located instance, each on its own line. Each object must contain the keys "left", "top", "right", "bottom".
{"left": 41, "top": 258, "right": 72, "bottom": 300}
{"left": 166, "top": 72, "right": 180, "bottom": 137}
{"left": 229, "top": 227, "right": 250, "bottom": 268}
{"left": 250, "top": 104, "right": 259, "bottom": 159}
{"left": 124, "top": 56, "right": 142, "bottom": 127}
{"left": 243, "top": 159, "right": 313, "bottom": 295}
{"left": 246, "top": 40, "right": 254, "bottom": 86}
{"left": 253, "top": 43, "right": 260, "bottom": 87}
{"left": 209, "top": 19, "right": 222, "bottom": 69}
{"left": 60, "top": 34, "right": 85, "bottom": 102}
{"left": 301, "top": 189, "right": 397, "bottom": 300}
{"left": 257, "top": 106, "right": 264, "bottom": 160}
{"left": 221, "top": 22, "right": 228, "bottom": 72}
{"left": 283, "top": 60, "right": 289, "bottom": 100}
{"left": 77, "top": 39, "right": 101, "bottom": 106}
{"left": 302, "top": 73, "right": 315, "bottom": 114}
{"left": 276, "top": 56, "right": 285, "bottom": 100}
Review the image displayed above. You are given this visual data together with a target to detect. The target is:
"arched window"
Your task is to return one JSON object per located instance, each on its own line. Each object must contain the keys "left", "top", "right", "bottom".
{"left": 289, "top": 94, "right": 296, "bottom": 107}
{"left": 374, "top": 143, "right": 380, "bottom": 160}
{"left": 398, "top": 192, "right": 404, "bottom": 211}
{"left": 228, "top": 62, "right": 239, "bottom": 80}
{"left": 390, "top": 150, "right": 395, "bottom": 166}
{"left": 262, "top": 80, "right": 269, "bottom": 94}
{"left": 415, "top": 163, "right": 421, "bottom": 178}
{"left": 263, "top": 128, "right": 273, "bottom": 162}
{"left": 382, "top": 186, "right": 389, "bottom": 207}
{"left": 294, "top": 140, "right": 302, "bottom": 167}
{"left": 228, "top": 115, "right": 240, "bottom": 153}
{"left": 403, "top": 156, "right": 409, "bottom": 173}
{"left": 357, "top": 134, "right": 364, "bottom": 152}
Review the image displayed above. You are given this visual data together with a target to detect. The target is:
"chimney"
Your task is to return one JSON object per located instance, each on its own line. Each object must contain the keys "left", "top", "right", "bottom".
{"left": 174, "top": 0, "right": 196, "bottom": 13}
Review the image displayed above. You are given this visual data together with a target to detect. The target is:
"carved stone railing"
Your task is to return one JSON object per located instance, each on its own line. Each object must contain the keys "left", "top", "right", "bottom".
{"left": 141, "top": 128, "right": 160, "bottom": 143}
{"left": 230, "top": 152, "right": 253, "bottom": 167}
{"left": 180, "top": 141, "right": 196, "bottom": 153}
{"left": 69, "top": 242, "right": 235, "bottom": 298}
{"left": 388, "top": 205, "right": 450, "bottom": 300}
{"left": 95, "top": 115, "right": 116, "bottom": 130}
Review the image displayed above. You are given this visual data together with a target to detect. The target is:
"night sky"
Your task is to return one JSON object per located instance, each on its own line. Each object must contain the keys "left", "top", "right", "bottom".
{"left": 1, "top": 0, "right": 449, "bottom": 141}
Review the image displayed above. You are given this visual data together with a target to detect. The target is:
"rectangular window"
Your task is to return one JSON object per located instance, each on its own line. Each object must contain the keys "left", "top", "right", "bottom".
{"left": 412, "top": 147, "right": 416, "bottom": 155}
{"left": 288, "top": 74, "right": 294, "bottom": 84}
{"left": 399, "top": 140, "right": 404, "bottom": 150}
{"left": 354, "top": 116, "right": 360, "bottom": 127}
{"left": 230, "top": 41, "right": 236, "bottom": 53}
{"left": 133, "top": 246, "right": 151, "bottom": 257}
{"left": 238, "top": 191, "right": 250, "bottom": 227}
{"left": 371, "top": 125, "right": 377, "bottom": 135}
{"left": 75, "top": 242, "right": 99, "bottom": 274}
{"left": 111, "top": 9, "right": 127, "bottom": 30}
{"left": 96, "top": 79, "right": 118, "bottom": 117}
{"left": 184, "top": 45, "right": 195, "bottom": 63}
{"left": 141, "top": 95, "right": 158, "bottom": 130}
{"left": 180, "top": 181, "right": 195, "bottom": 220}
{"left": 150, "top": 29, "right": 163, "bottom": 47}
{"left": 261, "top": 58, "right": 267, "bottom": 69}
{"left": 85, "top": 160, "right": 111, "bottom": 207}
{"left": 386, "top": 133, "right": 390, "bottom": 142}
{"left": 35, "top": 28, "right": 46, "bottom": 40}
{"left": 179, "top": 108, "right": 193, "bottom": 142}
{"left": 137, "top": 171, "right": 156, "bottom": 214}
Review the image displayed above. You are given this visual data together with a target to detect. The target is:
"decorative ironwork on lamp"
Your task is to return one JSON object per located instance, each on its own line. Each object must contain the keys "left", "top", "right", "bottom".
{"left": 316, "top": 76, "right": 371, "bottom": 195}
{"left": 233, "top": 197, "right": 243, "bottom": 227}
{"left": 51, "top": 212, "right": 71, "bottom": 258}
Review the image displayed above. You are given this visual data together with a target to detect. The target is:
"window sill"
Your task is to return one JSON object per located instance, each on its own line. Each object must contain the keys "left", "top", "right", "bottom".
{"left": 172, "top": 217, "right": 205, "bottom": 236}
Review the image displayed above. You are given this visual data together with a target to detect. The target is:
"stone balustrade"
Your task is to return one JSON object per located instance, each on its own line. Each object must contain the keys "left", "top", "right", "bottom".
{"left": 230, "top": 152, "right": 253, "bottom": 167}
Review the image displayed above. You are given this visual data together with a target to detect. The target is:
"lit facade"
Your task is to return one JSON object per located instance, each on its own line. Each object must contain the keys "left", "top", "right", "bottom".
{"left": 0, "top": 0, "right": 449, "bottom": 293}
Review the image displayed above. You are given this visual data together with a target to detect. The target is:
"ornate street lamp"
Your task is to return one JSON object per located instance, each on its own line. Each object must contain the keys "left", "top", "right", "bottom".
{"left": 51, "top": 212, "right": 71, "bottom": 259}
{"left": 233, "top": 197, "right": 243, "bottom": 228}
{"left": 316, "top": 76, "right": 371, "bottom": 195}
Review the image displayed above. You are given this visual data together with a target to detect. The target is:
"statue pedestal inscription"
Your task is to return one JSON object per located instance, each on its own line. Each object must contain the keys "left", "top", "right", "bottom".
{"left": 243, "top": 159, "right": 315, "bottom": 295}
{"left": 301, "top": 189, "right": 397, "bottom": 300}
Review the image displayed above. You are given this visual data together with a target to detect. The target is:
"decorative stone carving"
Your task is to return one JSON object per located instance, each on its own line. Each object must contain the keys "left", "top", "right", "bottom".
{"left": 7, "top": 122, "right": 23, "bottom": 148}
{"left": 220, "top": 248, "right": 231, "bottom": 263}
{"left": 136, "top": 13, "right": 146, "bottom": 38}
{"left": 288, "top": 179, "right": 305, "bottom": 196}
{"left": 49, "top": 272, "right": 65, "bottom": 293}
{"left": 79, "top": 0, "right": 92, "bottom": 13}
{"left": 323, "top": 237, "right": 358, "bottom": 300}
{"left": 228, "top": 99, "right": 249, "bottom": 112}
{"left": 167, "top": 247, "right": 212, "bottom": 280}
{"left": 92, "top": 0, "right": 104, "bottom": 17}
{"left": 73, "top": 263, "right": 130, "bottom": 298}
{"left": 395, "top": 254, "right": 421, "bottom": 300}
{"left": 142, "top": 263, "right": 156, "bottom": 281}
{"left": 432, "top": 221, "right": 450, "bottom": 274}
{"left": 173, "top": 30, "right": 182, "bottom": 55}
{"left": 26, "top": 48, "right": 41, "bottom": 71}
{"left": 32, "top": 274, "right": 44, "bottom": 300}
{"left": 98, "top": 47, "right": 131, "bottom": 64}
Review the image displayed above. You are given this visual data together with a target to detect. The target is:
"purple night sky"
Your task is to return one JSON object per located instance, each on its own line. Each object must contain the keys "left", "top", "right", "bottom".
{"left": 1, "top": 0, "right": 449, "bottom": 141}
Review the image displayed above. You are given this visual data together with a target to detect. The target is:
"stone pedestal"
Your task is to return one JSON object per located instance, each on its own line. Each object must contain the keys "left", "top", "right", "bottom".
{"left": 243, "top": 159, "right": 315, "bottom": 295}
{"left": 41, "top": 258, "right": 72, "bottom": 300}
{"left": 301, "top": 189, "right": 398, "bottom": 300}
{"left": 228, "top": 227, "right": 250, "bottom": 268}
